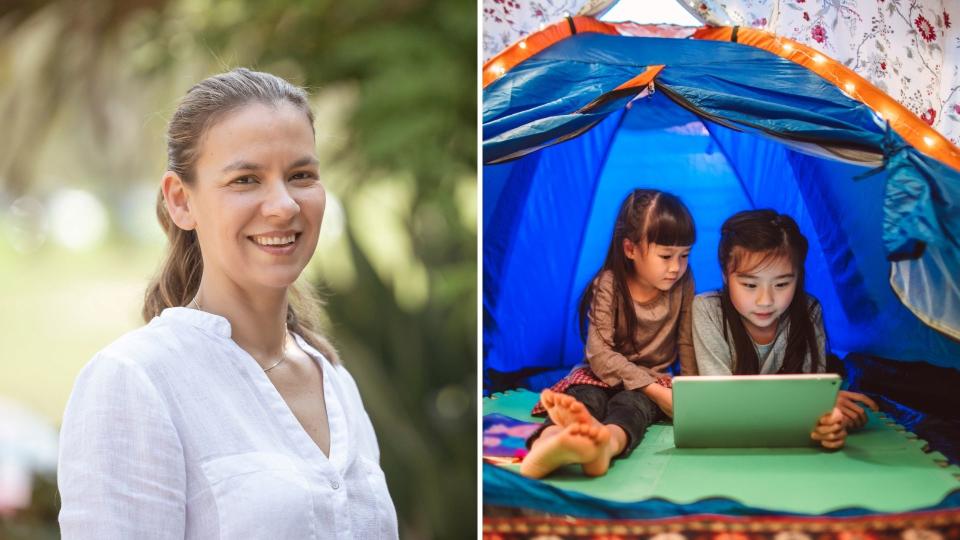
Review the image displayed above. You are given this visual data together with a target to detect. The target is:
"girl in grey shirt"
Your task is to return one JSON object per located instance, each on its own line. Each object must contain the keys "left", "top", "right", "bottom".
{"left": 691, "top": 210, "right": 877, "bottom": 449}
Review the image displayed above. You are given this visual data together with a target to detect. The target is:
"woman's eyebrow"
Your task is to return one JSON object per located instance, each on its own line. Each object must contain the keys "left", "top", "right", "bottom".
{"left": 220, "top": 156, "right": 318, "bottom": 173}
{"left": 289, "top": 156, "right": 319, "bottom": 169}
{"left": 221, "top": 160, "right": 262, "bottom": 173}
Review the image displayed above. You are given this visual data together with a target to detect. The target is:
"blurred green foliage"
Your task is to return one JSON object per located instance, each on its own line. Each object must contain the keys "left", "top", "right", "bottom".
{"left": 0, "top": 0, "right": 476, "bottom": 537}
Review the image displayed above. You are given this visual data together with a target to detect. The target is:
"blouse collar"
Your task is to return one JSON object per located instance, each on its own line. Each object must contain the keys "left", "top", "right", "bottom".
{"left": 159, "top": 307, "right": 233, "bottom": 338}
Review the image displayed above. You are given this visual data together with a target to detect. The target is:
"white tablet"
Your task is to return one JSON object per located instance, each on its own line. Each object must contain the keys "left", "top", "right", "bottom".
{"left": 672, "top": 374, "right": 841, "bottom": 448}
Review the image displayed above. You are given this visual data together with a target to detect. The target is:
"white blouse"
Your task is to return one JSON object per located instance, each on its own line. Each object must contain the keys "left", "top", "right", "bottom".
{"left": 58, "top": 307, "right": 398, "bottom": 539}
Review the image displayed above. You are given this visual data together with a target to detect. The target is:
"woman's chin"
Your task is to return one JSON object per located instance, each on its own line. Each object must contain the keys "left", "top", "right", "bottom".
{"left": 246, "top": 268, "right": 306, "bottom": 290}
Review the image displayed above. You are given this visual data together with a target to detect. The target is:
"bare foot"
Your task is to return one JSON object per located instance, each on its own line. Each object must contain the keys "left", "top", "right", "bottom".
{"left": 581, "top": 425, "right": 616, "bottom": 477}
{"left": 540, "top": 389, "right": 593, "bottom": 428}
{"left": 520, "top": 423, "right": 608, "bottom": 479}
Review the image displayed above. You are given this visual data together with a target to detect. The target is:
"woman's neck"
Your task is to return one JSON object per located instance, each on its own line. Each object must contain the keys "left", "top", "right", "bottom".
{"left": 193, "top": 275, "right": 289, "bottom": 363}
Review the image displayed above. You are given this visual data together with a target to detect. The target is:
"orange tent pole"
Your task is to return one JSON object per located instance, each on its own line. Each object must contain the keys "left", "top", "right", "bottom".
{"left": 483, "top": 17, "right": 620, "bottom": 88}
{"left": 694, "top": 26, "right": 960, "bottom": 172}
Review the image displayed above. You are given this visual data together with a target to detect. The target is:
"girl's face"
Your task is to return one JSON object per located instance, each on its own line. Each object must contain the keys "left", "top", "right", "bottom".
{"left": 187, "top": 101, "right": 324, "bottom": 291}
{"left": 624, "top": 239, "right": 690, "bottom": 292}
{"left": 726, "top": 252, "right": 797, "bottom": 339}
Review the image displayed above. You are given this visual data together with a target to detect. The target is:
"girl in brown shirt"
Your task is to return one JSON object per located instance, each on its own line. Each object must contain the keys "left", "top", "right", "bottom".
{"left": 521, "top": 189, "right": 697, "bottom": 479}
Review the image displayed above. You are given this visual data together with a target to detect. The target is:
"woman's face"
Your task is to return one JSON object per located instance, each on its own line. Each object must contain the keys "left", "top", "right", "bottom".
{"left": 726, "top": 251, "right": 797, "bottom": 339}
{"left": 188, "top": 101, "right": 324, "bottom": 291}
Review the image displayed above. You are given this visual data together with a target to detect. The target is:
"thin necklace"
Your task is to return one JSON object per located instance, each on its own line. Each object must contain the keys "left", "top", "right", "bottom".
{"left": 190, "top": 296, "right": 289, "bottom": 373}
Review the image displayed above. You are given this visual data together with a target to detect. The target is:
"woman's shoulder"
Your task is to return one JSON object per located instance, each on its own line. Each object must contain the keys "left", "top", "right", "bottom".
{"left": 65, "top": 322, "right": 183, "bottom": 415}
{"left": 100, "top": 317, "right": 183, "bottom": 359}
{"left": 77, "top": 316, "right": 199, "bottom": 385}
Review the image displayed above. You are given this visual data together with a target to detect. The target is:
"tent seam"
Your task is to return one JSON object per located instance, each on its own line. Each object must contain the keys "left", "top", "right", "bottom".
{"left": 558, "top": 108, "right": 631, "bottom": 366}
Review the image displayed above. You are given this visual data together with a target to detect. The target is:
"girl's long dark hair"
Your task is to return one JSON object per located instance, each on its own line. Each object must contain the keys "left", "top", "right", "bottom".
{"left": 578, "top": 189, "right": 696, "bottom": 352}
{"left": 718, "top": 210, "right": 818, "bottom": 374}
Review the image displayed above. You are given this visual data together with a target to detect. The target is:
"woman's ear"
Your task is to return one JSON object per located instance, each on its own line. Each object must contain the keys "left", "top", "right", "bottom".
{"left": 623, "top": 238, "right": 637, "bottom": 261}
{"left": 161, "top": 171, "right": 196, "bottom": 231}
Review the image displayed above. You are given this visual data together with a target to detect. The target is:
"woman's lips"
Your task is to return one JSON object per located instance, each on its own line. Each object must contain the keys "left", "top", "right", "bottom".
{"left": 249, "top": 234, "right": 299, "bottom": 256}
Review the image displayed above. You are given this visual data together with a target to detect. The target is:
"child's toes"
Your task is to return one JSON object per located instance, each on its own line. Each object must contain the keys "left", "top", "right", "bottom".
{"left": 541, "top": 389, "right": 557, "bottom": 407}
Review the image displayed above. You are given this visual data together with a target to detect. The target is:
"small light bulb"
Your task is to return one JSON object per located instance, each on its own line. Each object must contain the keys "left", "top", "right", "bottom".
{"left": 492, "top": 64, "right": 505, "bottom": 76}
{"left": 844, "top": 82, "right": 855, "bottom": 93}
{"left": 518, "top": 41, "right": 527, "bottom": 49}
{"left": 783, "top": 43, "right": 794, "bottom": 52}
{"left": 813, "top": 54, "right": 826, "bottom": 64}
{"left": 924, "top": 136, "right": 935, "bottom": 147}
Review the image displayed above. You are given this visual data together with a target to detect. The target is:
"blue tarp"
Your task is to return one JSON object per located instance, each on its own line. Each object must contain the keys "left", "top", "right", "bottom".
{"left": 483, "top": 29, "right": 960, "bottom": 386}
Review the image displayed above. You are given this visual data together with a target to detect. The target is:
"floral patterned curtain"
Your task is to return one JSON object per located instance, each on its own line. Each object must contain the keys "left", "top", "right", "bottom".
{"left": 482, "top": 0, "right": 617, "bottom": 62}
{"left": 681, "top": 0, "right": 960, "bottom": 145}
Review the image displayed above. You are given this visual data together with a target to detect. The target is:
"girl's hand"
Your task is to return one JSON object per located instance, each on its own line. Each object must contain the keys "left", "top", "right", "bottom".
{"left": 642, "top": 383, "right": 673, "bottom": 418}
{"left": 835, "top": 391, "right": 879, "bottom": 430}
{"left": 811, "top": 407, "right": 847, "bottom": 449}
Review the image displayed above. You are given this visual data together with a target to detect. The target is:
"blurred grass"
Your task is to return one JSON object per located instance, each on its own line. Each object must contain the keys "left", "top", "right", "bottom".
{"left": 0, "top": 240, "right": 162, "bottom": 423}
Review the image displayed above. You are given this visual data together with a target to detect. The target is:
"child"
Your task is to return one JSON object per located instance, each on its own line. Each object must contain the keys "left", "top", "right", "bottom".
{"left": 521, "top": 189, "right": 697, "bottom": 479}
{"left": 692, "top": 209, "right": 878, "bottom": 449}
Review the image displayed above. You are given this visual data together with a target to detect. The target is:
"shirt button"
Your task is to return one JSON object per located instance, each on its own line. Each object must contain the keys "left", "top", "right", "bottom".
{"left": 330, "top": 479, "right": 341, "bottom": 490}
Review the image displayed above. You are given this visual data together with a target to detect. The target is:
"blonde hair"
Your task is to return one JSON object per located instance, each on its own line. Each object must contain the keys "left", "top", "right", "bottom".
{"left": 142, "top": 68, "right": 339, "bottom": 363}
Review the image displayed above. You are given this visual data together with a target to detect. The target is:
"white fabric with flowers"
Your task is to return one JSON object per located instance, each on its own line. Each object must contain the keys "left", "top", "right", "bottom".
{"left": 58, "top": 307, "right": 398, "bottom": 540}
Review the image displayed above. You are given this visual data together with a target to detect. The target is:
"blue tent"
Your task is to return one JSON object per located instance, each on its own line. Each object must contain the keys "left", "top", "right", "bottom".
{"left": 483, "top": 19, "right": 960, "bottom": 391}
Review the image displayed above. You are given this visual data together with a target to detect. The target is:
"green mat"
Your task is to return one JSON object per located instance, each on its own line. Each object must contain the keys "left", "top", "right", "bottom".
{"left": 485, "top": 389, "right": 960, "bottom": 514}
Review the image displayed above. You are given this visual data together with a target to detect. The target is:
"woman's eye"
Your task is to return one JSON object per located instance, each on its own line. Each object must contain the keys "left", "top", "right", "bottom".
{"left": 775, "top": 282, "right": 792, "bottom": 288}
{"left": 232, "top": 176, "right": 258, "bottom": 185}
{"left": 290, "top": 171, "right": 317, "bottom": 181}
{"left": 740, "top": 283, "right": 757, "bottom": 289}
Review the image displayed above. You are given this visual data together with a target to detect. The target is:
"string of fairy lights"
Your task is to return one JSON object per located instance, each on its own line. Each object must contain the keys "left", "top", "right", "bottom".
{"left": 483, "top": 16, "right": 960, "bottom": 167}
{"left": 768, "top": 32, "right": 957, "bottom": 161}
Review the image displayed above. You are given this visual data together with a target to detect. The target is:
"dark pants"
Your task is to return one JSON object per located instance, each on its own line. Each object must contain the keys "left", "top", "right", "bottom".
{"left": 528, "top": 384, "right": 664, "bottom": 458}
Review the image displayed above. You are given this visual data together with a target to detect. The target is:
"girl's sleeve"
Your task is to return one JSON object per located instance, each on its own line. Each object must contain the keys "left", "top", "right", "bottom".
{"left": 677, "top": 273, "right": 697, "bottom": 375}
{"left": 58, "top": 353, "right": 186, "bottom": 539}
{"left": 692, "top": 295, "right": 734, "bottom": 376}
{"left": 585, "top": 273, "right": 661, "bottom": 390}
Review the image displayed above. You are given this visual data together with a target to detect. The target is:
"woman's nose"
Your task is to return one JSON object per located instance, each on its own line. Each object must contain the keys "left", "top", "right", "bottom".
{"left": 262, "top": 180, "right": 300, "bottom": 219}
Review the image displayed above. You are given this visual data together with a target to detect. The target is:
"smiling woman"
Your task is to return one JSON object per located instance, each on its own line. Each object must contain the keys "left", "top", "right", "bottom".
{"left": 56, "top": 68, "right": 399, "bottom": 539}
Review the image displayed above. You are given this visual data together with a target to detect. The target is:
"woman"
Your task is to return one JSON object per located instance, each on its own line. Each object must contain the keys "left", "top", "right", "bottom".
{"left": 58, "top": 68, "right": 398, "bottom": 539}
